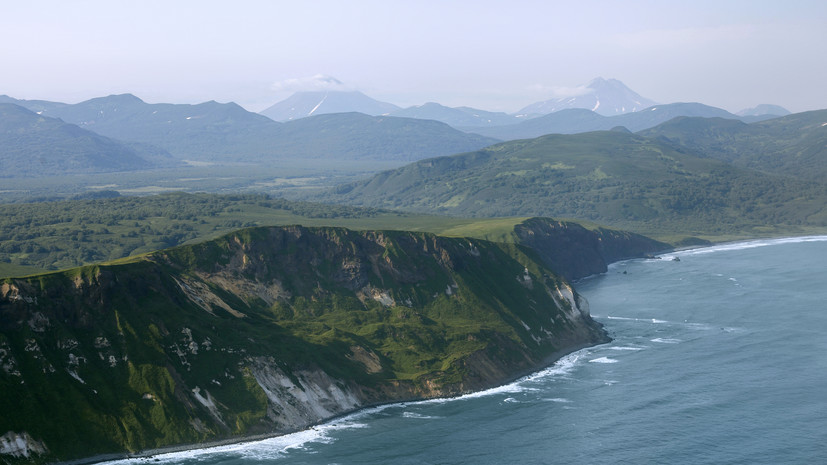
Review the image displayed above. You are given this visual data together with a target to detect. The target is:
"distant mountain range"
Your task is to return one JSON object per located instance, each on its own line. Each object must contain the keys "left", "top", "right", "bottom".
{"left": 0, "top": 83, "right": 800, "bottom": 180}
{"left": 259, "top": 91, "right": 525, "bottom": 128}
{"left": 0, "top": 94, "right": 498, "bottom": 171}
{"left": 468, "top": 102, "right": 782, "bottom": 141}
{"left": 256, "top": 78, "right": 791, "bottom": 135}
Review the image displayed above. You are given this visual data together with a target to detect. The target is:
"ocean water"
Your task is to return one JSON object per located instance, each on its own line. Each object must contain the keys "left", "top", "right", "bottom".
{"left": 105, "top": 236, "right": 827, "bottom": 465}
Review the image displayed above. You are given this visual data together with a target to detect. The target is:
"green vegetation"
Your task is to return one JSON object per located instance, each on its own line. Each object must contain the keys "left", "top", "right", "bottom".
{"left": 0, "top": 193, "right": 399, "bottom": 275}
{"left": 0, "top": 192, "right": 670, "bottom": 279}
{"left": 639, "top": 110, "right": 827, "bottom": 181}
{"left": 0, "top": 158, "right": 399, "bottom": 204}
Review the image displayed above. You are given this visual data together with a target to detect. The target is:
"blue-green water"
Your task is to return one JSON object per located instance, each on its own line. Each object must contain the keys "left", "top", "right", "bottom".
{"left": 107, "top": 237, "right": 827, "bottom": 464}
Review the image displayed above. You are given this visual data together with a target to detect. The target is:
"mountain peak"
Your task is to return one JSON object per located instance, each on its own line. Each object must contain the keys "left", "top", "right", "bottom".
{"left": 84, "top": 93, "right": 146, "bottom": 105}
{"left": 518, "top": 78, "right": 657, "bottom": 117}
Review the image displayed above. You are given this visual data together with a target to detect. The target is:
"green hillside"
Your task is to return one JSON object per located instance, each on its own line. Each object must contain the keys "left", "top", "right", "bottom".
{"left": 640, "top": 110, "right": 827, "bottom": 181}
{"left": 274, "top": 112, "right": 499, "bottom": 162}
{"left": 318, "top": 130, "right": 827, "bottom": 238}
{"left": 0, "top": 103, "right": 162, "bottom": 177}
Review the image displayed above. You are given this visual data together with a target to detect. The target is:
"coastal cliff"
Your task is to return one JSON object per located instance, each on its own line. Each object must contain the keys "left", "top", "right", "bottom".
{"left": 0, "top": 225, "right": 610, "bottom": 463}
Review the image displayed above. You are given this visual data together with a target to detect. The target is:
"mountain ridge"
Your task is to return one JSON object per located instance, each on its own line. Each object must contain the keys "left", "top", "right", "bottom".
{"left": 390, "top": 102, "right": 519, "bottom": 127}
{"left": 3, "top": 94, "right": 497, "bottom": 165}
{"left": 465, "top": 102, "right": 771, "bottom": 141}
{"left": 316, "top": 126, "right": 827, "bottom": 237}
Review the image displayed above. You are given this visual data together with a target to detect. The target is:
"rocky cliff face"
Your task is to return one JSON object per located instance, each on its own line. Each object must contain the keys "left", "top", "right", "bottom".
{"left": 0, "top": 225, "right": 610, "bottom": 463}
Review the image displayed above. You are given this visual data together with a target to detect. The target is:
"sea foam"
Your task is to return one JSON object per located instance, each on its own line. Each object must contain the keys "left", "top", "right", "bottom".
{"left": 660, "top": 235, "right": 827, "bottom": 260}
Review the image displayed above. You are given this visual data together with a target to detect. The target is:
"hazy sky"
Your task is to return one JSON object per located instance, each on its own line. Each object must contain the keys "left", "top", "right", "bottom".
{"left": 2, "top": 0, "right": 825, "bottom": 113}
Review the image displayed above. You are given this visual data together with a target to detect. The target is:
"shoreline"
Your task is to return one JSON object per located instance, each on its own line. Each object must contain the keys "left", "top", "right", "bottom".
{"left": 58, "top": 340, "right": 605, "bottom": 465}
{"left": 54, "top": 234, "right": 827, "bottom": 464}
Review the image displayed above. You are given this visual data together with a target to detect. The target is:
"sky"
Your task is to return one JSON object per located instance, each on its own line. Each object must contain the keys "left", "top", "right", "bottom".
{"left": 2, "top": 0, "right": 826, "bottom": 114}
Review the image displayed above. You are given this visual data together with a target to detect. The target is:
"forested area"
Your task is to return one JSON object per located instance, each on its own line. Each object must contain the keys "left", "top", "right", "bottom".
{"left": 0, "top": 193, "right": 380, "bottom": 274}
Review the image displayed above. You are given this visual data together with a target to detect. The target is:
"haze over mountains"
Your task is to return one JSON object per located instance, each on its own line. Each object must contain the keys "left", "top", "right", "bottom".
{"left": 254, "top": 78, "right": 791, "bottom": 139}
{"left": 260, "top": 77, "right": 667, "bottom": 124}
{"left": 0, "top": 76, "right": 804, "bottom": 199}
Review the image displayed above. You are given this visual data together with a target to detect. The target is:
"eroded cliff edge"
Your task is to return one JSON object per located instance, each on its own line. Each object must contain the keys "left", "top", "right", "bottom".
{"left": 0, "top": 224, "right": 644, "bottom": 463}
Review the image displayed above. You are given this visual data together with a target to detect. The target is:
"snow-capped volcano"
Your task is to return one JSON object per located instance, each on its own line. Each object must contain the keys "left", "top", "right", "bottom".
{"left": 518, "top": 78, "right": 657, "bottom": 117}
{"left": 260, "top": 91, "right": 401, "bottom": 121}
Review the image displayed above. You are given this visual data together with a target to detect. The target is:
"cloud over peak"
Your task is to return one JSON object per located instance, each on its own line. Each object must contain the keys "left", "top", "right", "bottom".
{"left": 271, "top": 74, "right": 353, "bottom": 93}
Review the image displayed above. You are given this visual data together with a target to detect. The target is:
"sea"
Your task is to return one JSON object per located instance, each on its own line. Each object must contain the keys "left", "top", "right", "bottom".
{"left": 104, "top": 236, "right": 827, "bottom": 465}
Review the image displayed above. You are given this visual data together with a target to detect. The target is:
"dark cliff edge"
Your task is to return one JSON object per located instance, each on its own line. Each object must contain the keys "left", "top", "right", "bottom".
{"left": 514, "top": 218, "right": 670, "bottom": 281}
{"left": 0, "top": 225, "right": 619, "bottom": 464}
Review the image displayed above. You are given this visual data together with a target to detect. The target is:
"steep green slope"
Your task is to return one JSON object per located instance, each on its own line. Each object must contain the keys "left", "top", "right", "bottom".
{"left": 319, "top": 130, "right": 827, "bottom": 237}
{"left": 0, "top": 225, "right": 608, "bottom": 462}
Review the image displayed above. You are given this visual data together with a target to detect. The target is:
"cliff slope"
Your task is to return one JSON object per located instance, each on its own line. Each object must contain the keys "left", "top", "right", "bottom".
{"left": 0, "top": 226, "right": 607, "bottom": 463}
